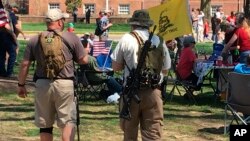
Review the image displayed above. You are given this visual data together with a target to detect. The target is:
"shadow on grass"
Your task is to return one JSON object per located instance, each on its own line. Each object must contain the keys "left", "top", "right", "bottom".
{"left": 0, "top": 103, "right": 34, "bottom": 112}
{"left": 198, "top": 126, "right": 224, "bottom": 135}
{"left": 164, "top": 91, "right": 224, "bottom": 108}
{"left": 0, "top": 116, "right": 34, "bottom": 121}
{"left": 80, "top": 110, "right": 117, "bottom": 116}
{"left": 163, "top": 91, "right": 225, "bottom": 120}
{"left": 80, "top": 101, "right": 111, "bottom": 107}
{"left": 81, "top": 116, "right": 118, "bottom": 120}
{"left": 164, "top": 112, "right": 224, "bottom": 120}
{"left": 0, "top": 103, "right": 34, "bottom": 121}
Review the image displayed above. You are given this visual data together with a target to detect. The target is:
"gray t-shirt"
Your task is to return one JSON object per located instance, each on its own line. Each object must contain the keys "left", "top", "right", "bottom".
{"left": 23, "top": 30, "right": 86, "bottom": 78}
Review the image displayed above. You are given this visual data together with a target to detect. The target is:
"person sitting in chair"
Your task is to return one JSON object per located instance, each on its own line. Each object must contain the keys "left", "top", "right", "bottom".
{"left": 176, "top": 36, "right": 202, "bottom": 96}
{"left": 80, "top": 38, "right": 122, "bottom": 103}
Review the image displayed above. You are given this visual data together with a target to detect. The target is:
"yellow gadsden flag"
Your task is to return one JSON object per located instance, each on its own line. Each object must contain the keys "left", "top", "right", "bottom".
{"left": 148, "top": 0, "right": 192, "bottom": 40}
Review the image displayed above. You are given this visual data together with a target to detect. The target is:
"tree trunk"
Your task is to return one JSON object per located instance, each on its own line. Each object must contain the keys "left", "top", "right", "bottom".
{"left": 200, "top": 0, "right": 211, "bottom": 20}
{"left": 245, "top": 0, "right": 250, "bottom": 18}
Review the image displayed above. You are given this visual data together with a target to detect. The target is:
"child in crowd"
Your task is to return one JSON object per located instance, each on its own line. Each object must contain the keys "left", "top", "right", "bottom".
{"left": 67, "top": 22, "right": 75, "bottom": 32}
{"left": 203, "top": 19, "right": 209, "bottom": 40}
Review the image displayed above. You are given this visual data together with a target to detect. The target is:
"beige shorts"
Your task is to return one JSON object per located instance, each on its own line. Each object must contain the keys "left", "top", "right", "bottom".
{"left": 34, "top": 79, "right": 76, "bottom": 128}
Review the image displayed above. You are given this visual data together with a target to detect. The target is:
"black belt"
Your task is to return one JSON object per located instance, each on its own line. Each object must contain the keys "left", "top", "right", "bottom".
{"left": 37, "top": 77, "right": 74, "bottom": 80}
{"left": 139, "top": 83, "right": 161, "bottom": 89}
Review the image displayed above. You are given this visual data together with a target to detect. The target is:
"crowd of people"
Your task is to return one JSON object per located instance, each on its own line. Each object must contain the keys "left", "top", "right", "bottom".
{"left": 191, "top": 6, "right": 238, "bottom": 44}
{"left": 1, "top": 0, "right": 250, "bottom": 140}
{"left": 12, "top": 6, "right": 173, "bottom": 140}
{"left": 0, "top": 3, "right": 25, "bottom": 78}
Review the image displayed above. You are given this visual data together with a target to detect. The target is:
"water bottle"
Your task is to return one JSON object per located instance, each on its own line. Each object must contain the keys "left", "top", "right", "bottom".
{"left": 234, "top": 49, "right": 239, "bottom": 56}
{"left": 233, "top": 49, "right": 240, "bottom": 63}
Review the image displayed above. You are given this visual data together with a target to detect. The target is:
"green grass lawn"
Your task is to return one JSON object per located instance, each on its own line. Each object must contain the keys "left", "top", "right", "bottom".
{"left": 22, "top": 23, "right": 130, "bottom": 34}
{"left": 0, "top": 84, "right": 228, "bottom": 141}
{"left": 1, "top": 40, "right": 230, "bottom": 140}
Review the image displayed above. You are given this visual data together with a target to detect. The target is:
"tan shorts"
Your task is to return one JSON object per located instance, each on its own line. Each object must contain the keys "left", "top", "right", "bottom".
{"left": 34, "top": 79, "right": 76, "bottom": 128}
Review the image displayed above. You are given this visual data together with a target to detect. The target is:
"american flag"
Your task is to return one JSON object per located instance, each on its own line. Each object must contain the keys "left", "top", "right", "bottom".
{"left": 92, "top": 40, "right": 112, "bottom": 57}
{"left": 0, "top": 0, "right": 8, "bottom": 27}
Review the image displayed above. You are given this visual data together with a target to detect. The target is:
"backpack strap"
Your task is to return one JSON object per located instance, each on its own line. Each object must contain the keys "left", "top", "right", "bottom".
{"left": 52, "top": 30, "right": 74, "bottom": 54}
{"left": 130, "top": 31, "right": 144, "bottom": 47}
{"left": 130, "top": 31, "right": 151, "bottom": 68}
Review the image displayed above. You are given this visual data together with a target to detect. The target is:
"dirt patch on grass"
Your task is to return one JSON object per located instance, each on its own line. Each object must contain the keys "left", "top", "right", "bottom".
{"left": 0, "top": 78, "right": 35, "bottom": 93}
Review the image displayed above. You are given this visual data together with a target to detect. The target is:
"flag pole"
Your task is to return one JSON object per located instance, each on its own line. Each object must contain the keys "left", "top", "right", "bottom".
{"left": 102, "top": 40, "right": 113, "bottom": 70}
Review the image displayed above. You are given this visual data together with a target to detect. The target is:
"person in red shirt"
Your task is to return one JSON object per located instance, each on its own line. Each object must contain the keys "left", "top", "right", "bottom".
{"left": 222, "top": 13, "right": 250, "bottom": 63}
{"left": 226, "top": 11, "right": 236, "bottom": 26}
{"left": 177, "top": 36, "right": 201, "bottom": 90}
{"left": 203, "top": 19, "right": 209, "bottom": 40}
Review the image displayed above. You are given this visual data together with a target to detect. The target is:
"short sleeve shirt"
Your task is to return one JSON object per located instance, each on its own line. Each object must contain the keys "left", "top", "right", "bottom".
{"left": 111, "top": 29, "right": 171, "bottom": 83}
{"left": 23, "top": 31, "right": 86, "bottom": 78}
{"left": 177, "top": 47, "right": 196, "bottom": 79}
{"left": 226, "top": 16, "right": 236, "bottom": 25}
{"left": 235, "top": 27, "right": 250, "bottom": 52}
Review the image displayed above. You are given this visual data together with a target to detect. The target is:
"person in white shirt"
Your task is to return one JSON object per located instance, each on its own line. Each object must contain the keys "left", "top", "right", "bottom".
{"left": 111, "top": 9, "right": 171, "bottom": 141}
{"left": 196, "top": 9, "right": 204, "bottom": 42}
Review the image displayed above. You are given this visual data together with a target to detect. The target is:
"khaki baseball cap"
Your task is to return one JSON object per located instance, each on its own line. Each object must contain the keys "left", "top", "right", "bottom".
{"left": 45, "top": 9, "right": 69, "bottom": 22}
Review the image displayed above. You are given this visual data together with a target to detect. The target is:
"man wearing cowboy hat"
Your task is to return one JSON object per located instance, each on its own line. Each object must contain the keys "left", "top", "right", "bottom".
{"left": 111, "top": 9, "right": 171, "bottom": 141}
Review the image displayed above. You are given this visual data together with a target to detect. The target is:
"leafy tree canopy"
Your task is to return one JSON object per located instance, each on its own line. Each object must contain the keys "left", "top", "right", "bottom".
{"left": 65, "top": 0, "right": 82, "bottom": 13}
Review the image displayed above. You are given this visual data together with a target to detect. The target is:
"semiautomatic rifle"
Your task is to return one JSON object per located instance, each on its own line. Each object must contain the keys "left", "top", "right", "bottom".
{"left": 120, "top": 26, "right": 157, "bottom": 120}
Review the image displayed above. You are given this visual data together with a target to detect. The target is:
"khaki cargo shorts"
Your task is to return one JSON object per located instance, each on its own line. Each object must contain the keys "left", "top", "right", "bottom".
{"left": 34, "top": 79, "right": 76, "bottom": 128}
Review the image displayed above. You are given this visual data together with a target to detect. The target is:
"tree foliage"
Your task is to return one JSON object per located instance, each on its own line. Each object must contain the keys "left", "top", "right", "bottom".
{"left": 65, "top": 0, "right": 82, "bottom": 13}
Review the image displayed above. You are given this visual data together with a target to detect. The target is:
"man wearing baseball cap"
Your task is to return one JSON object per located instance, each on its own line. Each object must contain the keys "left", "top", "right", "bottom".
{"left": 45, "top": 9, "right": 69, "bottom": 22}
{"left": 17, "top": 9, "right": 88, "bottom": 141}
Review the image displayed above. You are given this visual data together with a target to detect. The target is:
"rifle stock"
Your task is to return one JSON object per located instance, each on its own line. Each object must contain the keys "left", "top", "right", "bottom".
{"left": 120, "top": 26, "right": 157, "bottom": 120}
